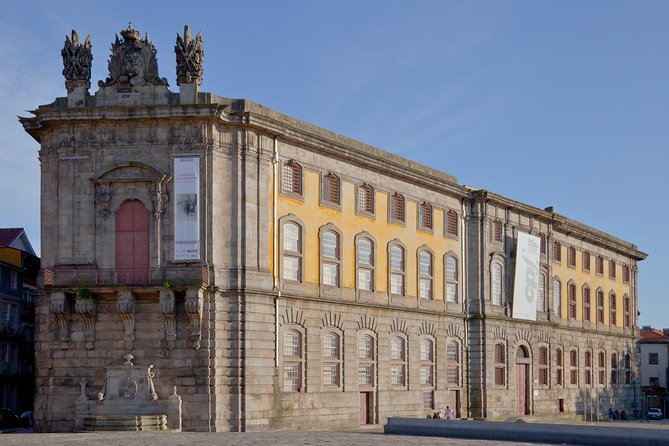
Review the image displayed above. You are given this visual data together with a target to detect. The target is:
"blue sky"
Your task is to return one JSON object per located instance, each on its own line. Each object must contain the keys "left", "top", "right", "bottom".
{"left": 1, "top": 1, "right": 667, "bottom": 327}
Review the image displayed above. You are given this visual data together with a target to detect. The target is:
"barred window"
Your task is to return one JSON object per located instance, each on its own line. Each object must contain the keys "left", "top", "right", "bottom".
{"left": 389, "top": 193, "right": 405, "bottom": 223}
{"left": 282, "top": 221, "right": 302, "bottom": 282}
{"left": 555, "top": 348, "right": 563, "bottom": 386}
{"left": 583, "top": 251, "right": 591, "bottom": 271}
{"left": 357, "top": 238, "right": 374, "bottom": 291}
{"left": 624, "top": 295, "right": 631, "bottom": 328}
{"left": 598, "top": 351, "right": 606, "bottom": 385}
{"left": 610, "top": 293, "right": 617, "bottom": 327}
{"left": 389, "top": 244, "right": 405, "bottom": 296}
{"left": 624, "top": 353, "right": 631, "bottom": 385}
{"left": 357, "top": 184, "right": 375, "bottom": 215}
{"left": 358, "top": 335, "right": 375, "bottom": 387}
{"left": 418, "top": 202, "right": 433, "bottom": 230}
{"left": 537, "top": 273, "right": 546, "bottom": 312}
{"left": 390, "top": 337, "right": 406, "bottom": 386}
{"left": 596, "top": 256, "right": 604, "bottom": 275}
{"left": 322, "top": 173, "right": 340, "bottom": 206}
{"left": 321, "top": 230, "right": 340, "bottom": 287}
{"left": 585, "top": 351, "right": 592, "bottom": 386}
{"left": 446, "top": 341, "right": 460, "bottom": 386}
{"left": 445, "top": 210, "right": 458, "bottom": 237}
{"left": 322, "top": 332, "right": 341, "bottom": 387}
{"left": 538, "top": 346, "right": 548, "bottom": 386}
{"left": 418, "top": 250, "right": 433, "bottom": 299}
{"left": 494, "top": 343, "right": 506, "bottom": 386}
{"left": 553, "top": 279, "right": 561, "bottom": 317}
{"left": 492, "top": 219, "right": 503, "bottom": 242}
{"left": 492, "top": 263, "right": 503, "bottom": 305}
{"left": 553, "top": 241, "right": 562, "bottom": 262}
{"left": 622, "top": 265, "right": 630, "bottom": 283}
{"left": 567, "top": 247, "right": 576, "bottom": 267}
{"left": 568, "top": 283, "right": 577, "bottom": 320}
{"left": 597, "top": 290, "right": 605, "bottom": 324}
{"left": 609, "top": 259, "right": 616, "bottom": 279}
{"left": 611, "top": 353, "right": 618, "bottom": 386}
{"left": 420, "top": 339, "right": 434, "bottom": 386}
{"left": 281, "top": 161, "right": 302, "bottom": 196}
{"left": 423, "top": 391, "right": 434, "bottom": 410}
{"left": 583, "top": 286, "right": 591, "bottom": 322}
{"left": 569, "top": 349, "right": 578, "bottom": 385}
{"left": 445, "top": 256, "right": 459, "bottom": 303}
{"left": 283, "top": 330, "right": 303, "bottom": 392}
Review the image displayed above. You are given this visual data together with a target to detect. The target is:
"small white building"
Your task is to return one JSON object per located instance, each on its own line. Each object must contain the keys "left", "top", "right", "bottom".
{"left": 639, "top": 327, "right": 669, "bottom": 416}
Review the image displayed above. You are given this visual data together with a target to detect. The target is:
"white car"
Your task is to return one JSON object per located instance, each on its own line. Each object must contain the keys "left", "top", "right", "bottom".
{"left": 647, "top": 408, "right": 663, "bottom": 420}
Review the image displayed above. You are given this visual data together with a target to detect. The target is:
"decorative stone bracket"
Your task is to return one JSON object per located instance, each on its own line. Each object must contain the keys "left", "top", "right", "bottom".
{"left": 185, "top": 287, "right": 203, "bottom": 349}
{"left": 75, "top": 297, "right": 97, "bottom": 349}
{"left": 117, "top": 291, "right": 136, "bottom": 349}
{"left": 159, "top": 289, "right": 176, "bottom": 349}
{"left": 49, "top": 292, "right": 69, "bottom": 341}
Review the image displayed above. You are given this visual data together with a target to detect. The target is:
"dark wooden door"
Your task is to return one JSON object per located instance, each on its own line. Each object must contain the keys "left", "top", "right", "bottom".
{"left": 115, "top": 200, "right": 149, "bottom": 284}
{"left": 516, "top": 363, "right": 528, "bottom": 415}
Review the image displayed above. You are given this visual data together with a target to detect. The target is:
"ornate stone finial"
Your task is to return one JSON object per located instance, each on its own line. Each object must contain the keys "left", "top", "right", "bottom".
{"left": 62, "top": 30, "right": 93, "bottom": 93}
{"left": 99, "top": 25, "right": 169, "bottom": 88}
{"left": 175, "top": 25, "right": 204, "bottom": 86}
{"left": 123, "top": 353, "right": 134, "bottom": 366}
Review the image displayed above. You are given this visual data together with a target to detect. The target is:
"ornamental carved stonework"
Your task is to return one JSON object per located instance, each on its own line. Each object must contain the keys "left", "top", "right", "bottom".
{"left": 99, "top": 24, "right": 168, "bottom": 88}
{"left": 175, "top": 25, "right": 204, "bottom": 86}
{"left": 61, "top": 30, "right": 93, "bottom": 93}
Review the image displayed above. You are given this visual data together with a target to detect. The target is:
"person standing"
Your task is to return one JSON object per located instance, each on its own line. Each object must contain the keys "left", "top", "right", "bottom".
{"left": 445, "top": 406, "right": 453, "bottom": 420}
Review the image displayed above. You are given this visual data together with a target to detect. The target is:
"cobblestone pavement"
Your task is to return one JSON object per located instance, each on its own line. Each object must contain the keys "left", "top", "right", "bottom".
{"left": 0, "top": 428, "right": 550, "bottom": 446}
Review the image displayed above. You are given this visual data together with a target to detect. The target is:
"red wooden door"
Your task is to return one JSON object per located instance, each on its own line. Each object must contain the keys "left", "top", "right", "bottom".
{"left": 516, "top": 364, "right": 528, "bottom": 415}
{"left": 115, "top": 200, "right": 150, "bottom": 284}
{"left": 359, "top": 392, "right": 372, "bottom": 424}
{"left": 450, "top": 390, "right": 461, "bottom": 418}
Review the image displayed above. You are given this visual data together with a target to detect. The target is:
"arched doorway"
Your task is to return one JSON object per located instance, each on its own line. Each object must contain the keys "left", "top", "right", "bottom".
{"left": 516, "top": 345, "right": 530, "bottom": 416}
{"left": 115, "top": 199, "right": 150, "bottom": 285}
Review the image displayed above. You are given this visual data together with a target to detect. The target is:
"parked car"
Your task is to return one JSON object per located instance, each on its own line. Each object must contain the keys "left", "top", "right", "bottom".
{"left": 647, "top": 408, "right": 663, "bottom": 420}
{"left": 0, "top": 408, "right": 20, "bottom": 428}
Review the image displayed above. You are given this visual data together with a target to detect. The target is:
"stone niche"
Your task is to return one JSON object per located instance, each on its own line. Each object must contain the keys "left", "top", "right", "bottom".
{"left": 74, "top": 354, "right": 182, "bottom": 431}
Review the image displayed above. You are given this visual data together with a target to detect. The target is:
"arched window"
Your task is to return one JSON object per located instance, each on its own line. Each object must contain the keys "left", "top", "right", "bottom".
{"left": 585, "top": 351, "right": 592, "bottom": 386}
{"left": 598, "top": 351, "right": 606, "bottom": 386}
{"left": 494, "top": 343, "right": 506, "bottom": 386}
{"left": 389, "top": 193, "right": 405, "bottom": 223}
{"left": 446, "top": 341, "right": 461, "bottom": 386}
{"left": 624, "top": 353, "right": 632, "bottom": 385}
{"left": 492, "top": 263, "right": 503, "bottom": 305}
{"left": 492, "top": 219, "right": 503, "bottom": 242}
{"left": 610, "top": 292, "right": 617, "bottom": 327}
{"left": 282, "top": 221, "right": 302, "bottom": 282}
{"left": 569, "top": 349, "right": 578, "bottom": 385}
{"left": 281, "top": 160, "right": 302, "bottom": 196}
{"left": 597, "top": 290, "right": 605, "bottom": 324}
{"left": 445, "top": 210, "right": 458, "bottom": 237}
{"left": 537, "top": 272, "right": 546, "bottom": 312}
{"left": 624, "top": 295, "right": 631, "bottom": 328}
{"left": 418, "top": 202, "right": 433, "bottom": 231}
{"left": 390, "top": 337, "right": 406, "bottom": 386}
{"left": 389, "top": 244, "right": 405, "bottom": 296}
{"left": 553, "top": 241, "right": 562, "bottom": 262}
{"left": 538, "top": 346, "right": 548, "bottom": 386}
{"left": 611, "top": 353, "right": 618, "bottom": 386}
{"left": 418, "top": 250, "right": 433, "bottom": 299}
{"left": 622, "top": 265, "right": 630, "bottom": 283}
{"left": 322, "top": 332, "right": 341, "bottom": 387}
{"left": 567, "top": 246, "right": 576, "bottom": 267}
{"left": 609, "top": 259, "right": 616, "bottom": 279}
{"left": 322, "top": 172, "right": 340, "bottom": 206}
{"left": 357, "top": 183, "right": 375, "bottom": 215}
{"left": 583, "top": 251, "right": 591, "bottom": 271}
{"left": 538, "top": 233, "right": 547, "bottom": 254}
{"left": 583, "top": 286, "right": 591, "bottom": 323}
{"left": 568, "top": 283, "right": 577, "bottom": 320}
{"left": 283, "top": 330, "right": 303, "bottom": 391}
{"left": 596, "top": 255, "right": 604, "bottom": 275}
{"left": 555, "top": 348, "right": 563, "bottom": 386}
{"left": 553, "top": 279, "right": 562, "bottom": 317}
{"left": 357, "top": 237, "right": 374, "bottom": 291}
{"left": 358, "top": 334, "right": 375, "bottom": 387}
{"left": 445, "top": 256, "right": 458, "bottom": 303}
{"left": 321, "top": 230, "right": 340, "bottom": 287}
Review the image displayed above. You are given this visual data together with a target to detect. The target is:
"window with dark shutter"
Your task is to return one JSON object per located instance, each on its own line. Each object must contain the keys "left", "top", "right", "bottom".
{"left": 281, "top": 161, "right": 302, "bottom": 196}
{"left": 553, "top": 241, "right": 561, "bottom": 262}
{"left": 419, "top": 202, "right": 433, "bottom": 230}
{"left": 567, "top": 247, "right": 576, "bottom": 267}
{"left": 446, "top": 210, "right": 458, "bottom": 237}
{"left": 322, "top": 173, "right": 340, "bottom": 206}
{"left": 390, "top": 193, "right": 405, "bottom": 223}
{"left": 357, "top": 184, "right": 374, "bottom": 215}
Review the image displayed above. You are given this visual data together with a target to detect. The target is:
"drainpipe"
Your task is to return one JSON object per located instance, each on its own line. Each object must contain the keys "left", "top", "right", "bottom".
{"left": 272, "top": 136, "right": 281, "bottom": 368}
{"left": 460, "top": 198, "right": 470, "bottom": 418}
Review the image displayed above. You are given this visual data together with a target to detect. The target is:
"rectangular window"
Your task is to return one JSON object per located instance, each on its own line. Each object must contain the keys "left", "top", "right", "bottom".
{"left": 322, "top": 263, "right": 338, "bottom": 287}
{"left": 609, "top": 260, "right": 616, "bottom": 279}
{"left": 596, "top": 256, "right": 603, "bottom": 275}
{"left": 323, "top": 365, "right": 339, "bottom": 386}
{"left": 420, "top": 366, "right": 433, "bottom": 385}
{"left": 446, "top": 283, "right": 457, "bottom": 303}
{"left": 649, "top": 353, "right": 659, "bottom": 365}
{"left": 391, "top": 365, "right": 405, "bottom": 386}
{"left": 650, "top": 377, "right": 659, "bottom": 388}
{"left": 423, "top": 391, "right": 434, "bottom": 410}
{"left": 494, "top": 367, "right": 505, "bottom": 386}
{"left": 390, "top": 274, "right": 403, "bottom": 295}
{"left": 419, "top": 278, "right": 432, "bottom": 299}
{"left": 283, "top": 364, "right": 300, "bottom": 391}
{"left": 283, "top": 256, "right": 300, "bottom": 282}
{"left": 358, "top": 269, "right": 372, "bottom": 291}
{"left": 583, "top": 251, "right": 590, "bottom": 271}
{"left": 10, "top": 271, "right": 18, "bottom": 290}
{"left": 447, "top": 366, "right": 460, "bottom": 385}
{"left": 358, "top": 364, "right": 374, "bottom": 386}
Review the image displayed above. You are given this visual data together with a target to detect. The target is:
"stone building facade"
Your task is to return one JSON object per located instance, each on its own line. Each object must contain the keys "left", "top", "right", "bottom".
{"left": 20, "top": 26, "right": 646, "bottom": 432}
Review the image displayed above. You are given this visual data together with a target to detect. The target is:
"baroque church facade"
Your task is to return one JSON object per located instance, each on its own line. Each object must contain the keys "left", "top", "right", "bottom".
{"left": 20, "top": 26, "right": 646, "bottom": 432}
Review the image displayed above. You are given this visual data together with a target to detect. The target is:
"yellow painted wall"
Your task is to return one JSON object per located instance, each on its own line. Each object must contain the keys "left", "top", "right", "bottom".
{"left": 0, "top": 248, "right": 22, "bottom": 268}
{"left": 273, "top": 168, "right": 458, "bottom": 300}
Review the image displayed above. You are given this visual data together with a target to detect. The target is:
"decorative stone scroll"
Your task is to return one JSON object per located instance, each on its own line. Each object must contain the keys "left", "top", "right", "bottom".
{"left": 117, "top": 291, "right": 136, "bottom": 349}
{"left": 49, "top": 292, "right": 69, "bottom": 341}
{"left": 175, "top": 25, "right": 204, "bottom": 86}
{"left": 185, "top": 287, "right": 203, "bottom": 349}
{"left": 159, "top": 289, "right": 176, "bottom": 349}
{"left": 61, "top": 30, "right": 92, "bottom": 93}
{"left": 75, "top": 296, "right": 97, "bottom": 348}
{"left": 99, "top": 24, "right": 168, "bottom": 88}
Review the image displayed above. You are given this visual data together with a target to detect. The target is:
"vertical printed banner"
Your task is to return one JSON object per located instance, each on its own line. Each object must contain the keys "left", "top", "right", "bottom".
{"left": 512, "top": 232, "right": 541, "bottom": 321}
{"left": 174, "top": 157, "right": 200, "bottom": 260}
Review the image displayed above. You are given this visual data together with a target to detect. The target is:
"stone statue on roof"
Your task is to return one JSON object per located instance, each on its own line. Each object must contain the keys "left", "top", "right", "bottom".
{"left": 99, "top": 23, "right": 169, "bottom": 88}
{"left": 175, "top": 25, "right": 203, "bottom": 86}
{"left": 62, "top": 30, "right": 92, "bottom": 93}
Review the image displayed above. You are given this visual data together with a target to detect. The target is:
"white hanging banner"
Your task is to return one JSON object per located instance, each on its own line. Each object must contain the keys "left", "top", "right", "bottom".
{"left": 512, "top": 232, "right": 541, "bottom": 321}
{"left": 174, "top": 157, "right": 200, "bottom": 260}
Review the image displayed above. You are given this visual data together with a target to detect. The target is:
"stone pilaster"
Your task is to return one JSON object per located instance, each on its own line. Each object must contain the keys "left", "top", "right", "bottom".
{"left": 117, "top": 291, "right": 136, "bottom": 349}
